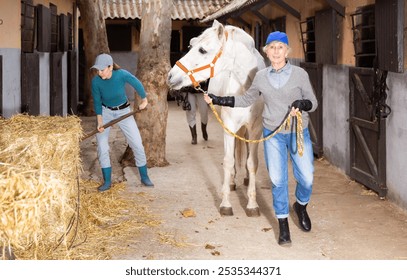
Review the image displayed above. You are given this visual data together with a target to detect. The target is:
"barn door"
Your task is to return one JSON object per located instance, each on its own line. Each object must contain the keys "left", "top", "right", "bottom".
{"left": 21, "top": 53, "right": 40, "bottom": 115}
{"left": 300, "top": 62, "right": 323, "bottom": 158}
{"left": 349, "top": 67, "right": 387, "bottom": 198}
{"left": 50, "top": 52, "right": 63, "bottom": 116}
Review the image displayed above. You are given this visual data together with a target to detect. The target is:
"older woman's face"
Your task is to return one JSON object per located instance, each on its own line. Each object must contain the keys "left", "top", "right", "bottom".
{"left": 265, "top": 41, "right": 289, "bottom": 67}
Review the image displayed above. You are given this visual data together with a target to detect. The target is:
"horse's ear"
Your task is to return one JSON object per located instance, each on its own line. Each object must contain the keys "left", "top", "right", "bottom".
{"left": 212, "top": 20, "right": 224, "bottom": 40}
{"left": 190, "top": 37, "right": 197, "bottom": 46}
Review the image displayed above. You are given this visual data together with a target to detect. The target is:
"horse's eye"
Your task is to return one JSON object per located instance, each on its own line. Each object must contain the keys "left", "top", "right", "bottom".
{"left": 199, "top": 47, "right": 207, "bottom": 54}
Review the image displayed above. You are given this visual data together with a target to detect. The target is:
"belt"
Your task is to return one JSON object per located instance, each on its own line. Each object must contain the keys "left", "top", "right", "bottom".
{"left": 103, "top": 102, "right": 130, "bottom": 110}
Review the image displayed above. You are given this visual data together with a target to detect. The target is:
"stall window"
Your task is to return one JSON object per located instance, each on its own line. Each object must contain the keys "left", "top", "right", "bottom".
{"left": 351, "top": 5, "right": 375, "bottom": 68}
{"left": 107, "top": 24, "right": 132, "bottom": 51}
{"left": 300, "top": 17, "right": 316, "bottom": 63}
{"left": 21, "top": 0, "right": 36, "bottom": 53}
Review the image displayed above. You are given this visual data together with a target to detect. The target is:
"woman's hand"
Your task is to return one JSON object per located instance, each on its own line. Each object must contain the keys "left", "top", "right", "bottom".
{"left": 139, "top": 98, "right": 148, "bottom": 110}
{"left": 97, "top": 115, "right": 104, "bottom": 132}
{"left": 290, "top": 106, "right": 300, "bottom": 117}
{"left": 203, "top": 94, "right": 212, "bottom": 104}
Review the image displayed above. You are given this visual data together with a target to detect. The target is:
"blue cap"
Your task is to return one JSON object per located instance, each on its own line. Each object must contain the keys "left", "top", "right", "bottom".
{"left": 91, "top": 53, "right": 113, "bottom": 70}
{"left": 265, "top": 31, "right": 289, "bottom": 46}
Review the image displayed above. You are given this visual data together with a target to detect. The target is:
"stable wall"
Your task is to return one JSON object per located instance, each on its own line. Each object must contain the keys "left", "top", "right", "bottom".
{"left": 322, "top": 65, "right": 350, "bottom": 174}
{"left": 386, "top": 72, "right": 407, "bottom": 209}
{"left": 0, "top": 49, "right": 21, "bottom": 117}
{"left": 0, "top": 0, "right": 78, "bottom": 118}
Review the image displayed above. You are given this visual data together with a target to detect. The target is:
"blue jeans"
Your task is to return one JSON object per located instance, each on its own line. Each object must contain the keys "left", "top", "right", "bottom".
{"left": 96, "top": 106, "right": 147, "bottom": 168}
{"left": 263, "top": 127, "right": 314, "bottom": 219}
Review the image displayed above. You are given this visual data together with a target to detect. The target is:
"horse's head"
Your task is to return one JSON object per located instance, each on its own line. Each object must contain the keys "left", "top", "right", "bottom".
{"left": 167, "top": 20, "right": 227, "bottom": 90}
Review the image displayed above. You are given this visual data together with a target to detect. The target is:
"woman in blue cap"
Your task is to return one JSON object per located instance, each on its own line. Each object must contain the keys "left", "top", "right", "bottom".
{"left": 204, "top": 31, "right": 318, "bottom": 246}
{"left": 91, "top": 53, "right": 154, "bottom": 191}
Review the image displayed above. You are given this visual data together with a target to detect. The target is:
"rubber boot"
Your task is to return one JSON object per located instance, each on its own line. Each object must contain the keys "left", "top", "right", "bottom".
{"left": 138, "top": 165, "right": 154, "bottom": 187}
{"left": 189, "top": 125, "right": 197, "bottom": 145}
{"left": 98, "top": 167, "right": 112, "bottom": 192}
{"left": 201, "top": 122, "right": 208, "bottom": 141}
{"left": 278, "top": 218, "right": 291, "bottom": 246}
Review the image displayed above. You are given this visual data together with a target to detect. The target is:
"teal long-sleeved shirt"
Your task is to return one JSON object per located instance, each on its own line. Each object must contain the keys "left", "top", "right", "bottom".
{"left": 91, "top": 69, "right": 146, "bottom": 115}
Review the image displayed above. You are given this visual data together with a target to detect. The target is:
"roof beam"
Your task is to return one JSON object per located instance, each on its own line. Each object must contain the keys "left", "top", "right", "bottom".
{"left": 233, "top": 0, "right": 270, "bottom": 18}
{"left": 270, "top": 0, "right": 301, "bottom": 20}
{"left": 251, "top": 10, "right": 268, "bottom": 24}
{"left": 325, "top": 0, "right": 345, "bottom": 17}
{"left": 232, "top": 15, "right": 251, "bottom": 30}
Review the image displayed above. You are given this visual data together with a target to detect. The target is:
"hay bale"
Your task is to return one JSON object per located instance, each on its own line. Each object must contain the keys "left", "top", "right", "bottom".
{"left": 0, "top": 114, "right": 82, "bottom": 259}
{"left": 0, "top": 114, "right": 161, "bottom": 260}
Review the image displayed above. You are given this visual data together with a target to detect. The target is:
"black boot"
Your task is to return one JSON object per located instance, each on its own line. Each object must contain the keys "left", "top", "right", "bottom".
{"left": 278, "top": 218, "right": 291, "bottom": 246}
{"left": 294, "top": 202, "right": 311, "bottom": 232}
{"left": 201, "top": 123, "right": 208, "bottom": 141}
{"left": 189, "top": 125, "right": 197, "bottom": 145}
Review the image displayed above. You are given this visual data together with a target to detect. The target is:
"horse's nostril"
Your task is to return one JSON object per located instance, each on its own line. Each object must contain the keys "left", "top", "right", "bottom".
{"left": 167, "top": 74, "right": 172, "bottom": 82}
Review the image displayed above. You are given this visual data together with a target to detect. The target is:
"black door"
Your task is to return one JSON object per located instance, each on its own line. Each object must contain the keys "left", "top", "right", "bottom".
{"left": 349, "top": 67, "right": 387, "bottom": 198}
{"left": 21, "top": 53, "right": 40, "bottom": 115}
{"left": 301, "top": 62, "right": 323, "bottom": 158}
{"left": 50, "top": 52, "right": 63, "bottom": 116}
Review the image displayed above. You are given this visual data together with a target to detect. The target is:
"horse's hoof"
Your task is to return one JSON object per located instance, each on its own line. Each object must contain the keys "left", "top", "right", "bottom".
{"left": 220, "top": 207, "right": 234, "bottom": 216}
{"left": 229, "top": 184, "right": 236, "bottom": 191}
{"left": 245, "top": 207, "right": 260, "bottom": 217}
{"left": 243, "top": 178, "right": 249, "bottom": 186}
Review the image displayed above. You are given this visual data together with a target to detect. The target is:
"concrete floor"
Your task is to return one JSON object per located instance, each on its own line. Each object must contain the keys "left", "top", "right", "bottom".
{"left": 79, "top": 101, "right": 407, "bottom": 261}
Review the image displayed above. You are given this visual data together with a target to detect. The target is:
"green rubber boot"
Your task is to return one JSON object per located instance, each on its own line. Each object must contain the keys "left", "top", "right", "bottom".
{"left": 138, "top": 165, "right": 154, "bottom": 187}
{"left": 98, "top": 167, "right": 112, "bottom": 192}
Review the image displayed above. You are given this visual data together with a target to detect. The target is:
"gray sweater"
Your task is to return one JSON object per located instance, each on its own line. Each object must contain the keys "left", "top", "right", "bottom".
{"left": 234, "top": 64, "right": 318, "bottom": 133}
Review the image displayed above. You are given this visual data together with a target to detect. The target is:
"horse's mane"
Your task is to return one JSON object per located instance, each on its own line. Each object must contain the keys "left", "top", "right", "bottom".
{"left": 195, "top": 23, "right": 255, "bottom": 52}
{"left": 224, "top": 25, "right": 256, "bottom": 51}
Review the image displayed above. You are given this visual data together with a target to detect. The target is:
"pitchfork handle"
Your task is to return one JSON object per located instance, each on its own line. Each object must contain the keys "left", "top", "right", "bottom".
{"left": 81, "top": 108, "right": 143, "bottom": 141}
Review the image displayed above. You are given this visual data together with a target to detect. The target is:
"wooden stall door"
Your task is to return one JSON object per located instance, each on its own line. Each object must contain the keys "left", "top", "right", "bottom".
{"left": 50, "top": 52, "right": 63, "bottom": 116}
{"left": 300, "top": 62, "right": 323, "bottom": 158}
{"left": 68, "top": 50, "right": 78, "bottom": 115}
{"left": 21, "top": 53, "right": 40, "bottom": 115}
{"left": 349, "top": 67, "right": 387, "bottom": 198}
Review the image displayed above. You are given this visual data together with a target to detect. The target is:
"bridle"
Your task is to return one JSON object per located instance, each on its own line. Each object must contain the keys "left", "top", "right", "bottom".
{"left": 175, "top": 32, "right": 228, "bottom": 88}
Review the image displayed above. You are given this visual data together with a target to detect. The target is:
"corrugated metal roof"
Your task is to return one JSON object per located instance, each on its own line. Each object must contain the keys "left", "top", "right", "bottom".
{"left": 200, "top": 0, "right": 257, "bottom": 22}
{"left": 102, "top": 0, "right": 233, "bottom": 20}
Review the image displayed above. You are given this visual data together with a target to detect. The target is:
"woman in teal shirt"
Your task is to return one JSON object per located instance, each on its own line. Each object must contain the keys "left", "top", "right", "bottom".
{"left": 91, "top": 53, "right": 154, "bottom": 191}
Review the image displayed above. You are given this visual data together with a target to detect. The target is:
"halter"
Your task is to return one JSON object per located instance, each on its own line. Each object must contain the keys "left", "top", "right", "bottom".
{"left": 175, "top": 32, "right": 228, "bottom": 88}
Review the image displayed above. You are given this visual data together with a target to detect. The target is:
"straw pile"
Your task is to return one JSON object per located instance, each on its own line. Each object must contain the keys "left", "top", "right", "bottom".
{"left": 0, "top": 114, "right": 82, "bottom": 259}
{"left": 0, "top": 114, "right": 161, "bottom": 260}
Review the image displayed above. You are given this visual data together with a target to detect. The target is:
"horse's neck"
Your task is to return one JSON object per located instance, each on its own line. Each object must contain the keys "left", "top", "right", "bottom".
{"left": 210, "top": 70, "right": 248, "bottom": 97}
{"left": 212, "top": 38, "right": 262, "bottom": 96}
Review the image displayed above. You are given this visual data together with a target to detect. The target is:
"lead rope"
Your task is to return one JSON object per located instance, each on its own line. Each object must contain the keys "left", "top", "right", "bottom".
{"left": 196, "top": 87, "right": 304, "bottom": 156}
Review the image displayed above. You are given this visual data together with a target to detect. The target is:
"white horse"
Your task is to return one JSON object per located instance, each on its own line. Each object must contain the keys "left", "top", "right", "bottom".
{"left": 167, "top": 20, "right": 266, "bottom": 217}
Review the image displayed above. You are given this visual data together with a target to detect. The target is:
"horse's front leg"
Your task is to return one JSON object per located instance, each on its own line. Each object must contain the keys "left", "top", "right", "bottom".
{"left": 219, "top": 134, "right": 236, "bottom": 216}
{"left": 245, "top": 141, "right": 260, "bottom": 217}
